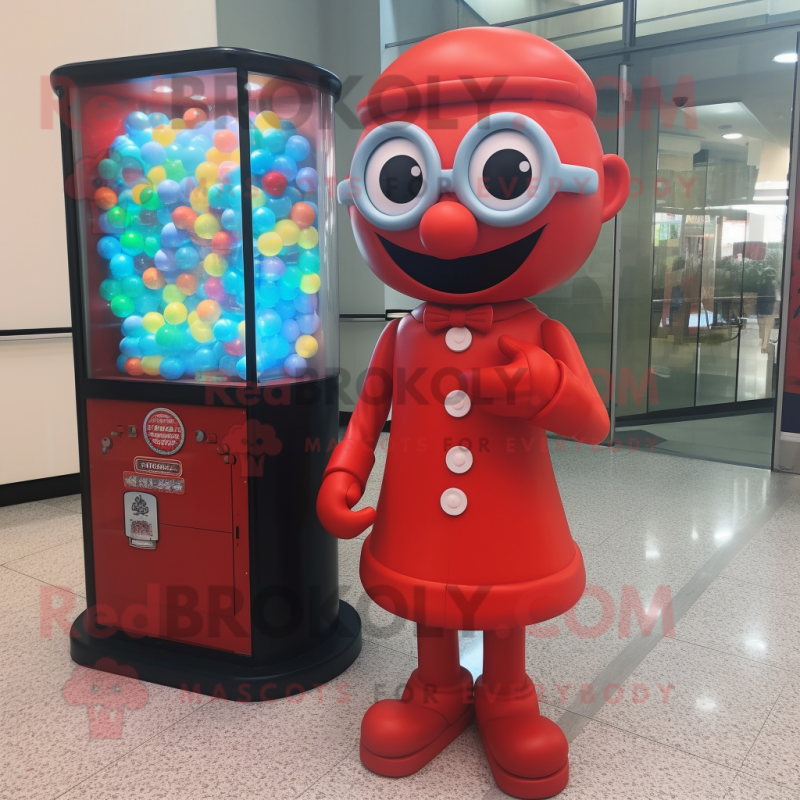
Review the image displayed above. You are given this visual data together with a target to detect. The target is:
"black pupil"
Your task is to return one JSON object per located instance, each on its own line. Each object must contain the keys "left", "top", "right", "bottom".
{"left": 379, "top": 155, "right": 422, "bottom": 204}
{"left": 483, "top": 149, "right": 532, "bottom": 200}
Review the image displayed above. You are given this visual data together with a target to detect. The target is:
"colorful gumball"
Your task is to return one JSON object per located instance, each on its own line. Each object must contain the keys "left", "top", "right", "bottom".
{"left": 94, "top": 187, "right": 118, "bottom": 210}
{"left": 190, "top": 320, "right": 214, "bottom": 342}
{"left": 300, "top": 273, "right": 321, "bottom": 294}
{"left": 211, "top": 230, "right": 236, "bottom": 254}
{"left": 124, "top": 357, "right": 145, "bottom": 376}
{"left": 164, "top": 302, "right": 188, "bottom": 325}
{"left": 194, "top": 213, "right": 221, "bottom": 240}
{"left": 257, "top": 232, "right": 282, "bottom": 257}
{"left": 143, "top": 267, "right": 166, "bottom": 290}
{"left": 197, "top": 299, "right": 222, "bottom": 324}
{"left": 175, "top": 273, "right": 199, "bottom": 296}
{"left": 289, "top": 202, "right": 315, "bottom": 228}
{"left": 296, "top": 167, "right": 318, "bottom": 194}
{"left": 298, "top": 227, "right": 319, "bottom": 250}
{"left": 262, "top": 170, "right": 288, "bottom": 197}
{"left": 195, "top": 161, "right": 219, "bottom": 188}
{"left": 98, "top": 236, "right": 121, "bottom": 260}
{"left": 172, "top": 206, "right": 198, "bottom": 230}
{"left": 274, "top": 219, "right": 300, "bottom": 246}
{"left": 204, "top": 253, "right": 227, "bottom": 276}
{"left": 142, "top": 311, "right": 165, "bottom": 333}
{"left": 213, "top": 129, "right": 238, "bottom": 153}
{"left": 255, "top": 110, "right": 280, "bottom": 131}
{"left": 141, "top": 355, "right": 163, "bottom": 376}
{"left": 295, "top": 334, "right": 319, "bottom": 358}
{"left": 285, "top": 135, "right": 311, "bottom": 162}
{"left": 183, "top": 108, "right": 208, "bottom": 129}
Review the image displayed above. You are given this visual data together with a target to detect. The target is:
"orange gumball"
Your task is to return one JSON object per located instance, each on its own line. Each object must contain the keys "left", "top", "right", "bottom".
{"left": 211, "top": 230, "right": 236, "bottom": 254}
{"left": 213, "top": 129, "right": 238, "bottom": 153}
{"left": 289, "top": 201, "right": 316, "bottom": 229}
{"left": 124, "top": 357, "right": 144, "bottom": 376}
{"left": 143, "top": 267, "right": 166, "bottom": 290}
{"left": 94, "top": 187, "right": 118, "bottom": 210}
{"left": 175, "top": 273, "right": 199, "bottom": 296}
{"left": 196, "top": 299, "right": 222, "bottom": 324}
{"left": 172, "top": 206, "right": 199, "bottom": 231}
{"left": 183, "top": 108, "right": 208, "bottom": 129}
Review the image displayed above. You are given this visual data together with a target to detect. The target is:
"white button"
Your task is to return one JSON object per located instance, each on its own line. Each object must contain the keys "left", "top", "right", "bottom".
{"left": 446, "top": 446, "right": 473, "bottom": 474}
{"left": 445, "top": 326, "right": 472, "bottom": 352}
{"left": 440, "top": 488, "right": 468, "bottom": 516}
{"left": 445, "top": 389, "right": 471, "bottom": 417}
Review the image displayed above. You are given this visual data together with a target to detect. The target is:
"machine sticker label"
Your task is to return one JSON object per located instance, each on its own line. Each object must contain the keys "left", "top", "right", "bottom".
{"left": 124, "top": 491, "right": 159, "bottom": 548}
{"left": 123, "top": 472, "right": 185, "bottom": 495}
{"left": 143, "top": 408, "right": 185, "bottom": 456}
{"left": 133, "top": 457, "right": 183, "bottom": 477}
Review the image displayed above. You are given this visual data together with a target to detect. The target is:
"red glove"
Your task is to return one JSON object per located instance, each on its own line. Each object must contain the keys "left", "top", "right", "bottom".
{"left": 316, "top": 438, "right": 377, "bottom": 539}
{"left": 316, "top": 471, "right": 376, "bottom": 540}
{"left": 463, "top": 335, "right": 562, "bottom": 418}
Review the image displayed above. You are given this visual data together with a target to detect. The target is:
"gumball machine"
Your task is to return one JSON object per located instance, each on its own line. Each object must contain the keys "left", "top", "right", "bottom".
{"left": 51, "top": 49, "right": 360, "bottom": 698}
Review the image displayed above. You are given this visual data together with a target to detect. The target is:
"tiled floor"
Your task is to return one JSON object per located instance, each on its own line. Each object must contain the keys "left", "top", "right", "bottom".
{"left": 3, "top": 439, "right": 800, "bottom": 799}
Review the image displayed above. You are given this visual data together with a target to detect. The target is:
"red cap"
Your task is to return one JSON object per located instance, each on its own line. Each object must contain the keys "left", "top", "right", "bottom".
{"left": 357, "top": 27, "right": 597, "bottom": 125}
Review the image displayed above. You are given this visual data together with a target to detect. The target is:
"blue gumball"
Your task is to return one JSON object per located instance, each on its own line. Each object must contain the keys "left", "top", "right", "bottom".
{"left": 280, "top": 120, "right": 297, "bottom": 140}
{"left": 284, "top": 135, "right": 311, "bottom": 163}
{"left": 296, "top": 167, "right": 318, "bottom": 194}
{"left": 98, "top": 212, "right": 117, "bottom": 235}
{"left": 190, "top": 134, "right": 213, "bottom": 151}
{"left": 116, "top": 354, "right": 129, "bottom": 373}
{"left": 179, "top": 176, "right": 197, "bottom": 199}
{"left": 268, "top": 334, "right": 291, "bottom": 360}
{"left": 175, "top": 129, "right": 195, "bottom": 147}
{"left": 252, "top": 207, "right": 276, "bottom": 235}
{"left": 263, "top": 128, "right": 285, "bottom": 155}
{"left": 283, "top": 354, "right": 307, "bottom": 378}
{"left": 140, "top": 141, "right": 165, "bottom": 165}
{"left": 135, "top": 292, "right": 161, "bottom": 315}
{"left": 181, "top": 145, "right": 206, "bottom": 173}
{"left": 213, "top": 340, "right": 227, "bottom": 360}
{"left": 284, "top": 186, "right": 303, "bottom": 206}
{"left": 148, "top": 112, "right": 169, "bottom": 127}
{"left": 139, "top": 333, "right": 161, "bottom": 356}
{"left": 126, "top": 111, "right": 149, "bottom": 131}
{"left": 221, "top": 208, "right": 242, "bottom": 232}
{"left": 219, "top": 355, "right": 239, "bottom": 377}
{"left": 128, "top": 128, "right": 153, "bottom": 148}
{"left": 157, "top": 179, "right": 182, "bottom": 205}
{"left": 298, "top": 313, "right": 320, "bottom": 334}
{"left": 97, "top": 236, "right": 121, "bottom": 260}
{"left": 256, "top": 308, "right": 282, "bottom": 338}
{"left": 293, "top": 291, "right": 317, "bottom": 314}
{"left": 182, "top": 351, "right": 198, "bottom": 377}
{"left": 281, "top": 319, "right": 300, "bottom": 342}
{"left": 257, "top": 279, "right": 280, "bottom": 308}
{"left": 156, "top": 206, "right": 174, "bottom": 225}
{"left": 271, "top": 155, "right": 297, "bottom": 182}
{"left": 275, "top": 300, "right": 296, "bottom": 320}
{"left": 221, "top": 269, "right": 244, "bottom": 296}
{"left": 278, "top": 280, "right": 299, "bottom": 301}
{"left": 122, "top": 314, "right": 144, "bottom": 336}
{"left": 109, "top": 254, "right": 134, "bottom": 279}
{"left": 236, "top": 357, "right": 247, "bottom": 380}
{"left": 250, "top": 149, "right": 273, "bottom": 175}
{"left": 122, "top": 275, "right": 145, "bottom": 298}
{"left": 120, "top": 336, "right": 143, "bottom": 357}
{"left": 155, "top": 249, "right": 178, "bottom": 273}
{"left": 161, "top": 222, "right": 189, "bottom": 248}
{"left": 213, "top": 318, "right": 239, "bottom": 342}
{"left": 176, "top": 246, "right": 200, "bottom": 270}
{"left": 195, "top": 345, "right": 218, "bottom": 371}
{"left": 160, "top": 357, "right": 185, "bottom": 381}
{"left": 265, "top": 194, "right": 292, "bottom": 220}
{"left": 207, "top": 183, "right": 230, "bottom": 209}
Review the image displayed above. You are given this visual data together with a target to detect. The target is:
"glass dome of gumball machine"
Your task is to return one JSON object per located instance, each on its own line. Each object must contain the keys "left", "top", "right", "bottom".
{"left": 51, "top": 49, "right": 359, "bottom": 699}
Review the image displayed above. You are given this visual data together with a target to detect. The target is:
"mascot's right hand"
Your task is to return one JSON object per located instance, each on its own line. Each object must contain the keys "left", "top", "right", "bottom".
{"left": 317, "top": 471, "right": 376, "bottom": 539}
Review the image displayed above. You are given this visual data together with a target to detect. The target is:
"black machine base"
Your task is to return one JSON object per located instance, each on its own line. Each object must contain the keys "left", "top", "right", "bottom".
{"left": 70, "top": 602, "right": 362, "bottom": 701}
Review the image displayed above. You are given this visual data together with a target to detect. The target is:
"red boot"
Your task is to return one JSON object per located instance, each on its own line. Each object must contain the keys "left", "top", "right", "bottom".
{"left": 476, "top": 629, "right": 569, "bottom": 799}
{"left": 360, "top": 626, "right": 474, "bottom": 776}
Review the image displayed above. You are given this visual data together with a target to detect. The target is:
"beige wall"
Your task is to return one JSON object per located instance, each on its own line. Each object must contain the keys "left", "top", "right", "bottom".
{"left": 1, "top": 0, "right": 217, "bottom": 485}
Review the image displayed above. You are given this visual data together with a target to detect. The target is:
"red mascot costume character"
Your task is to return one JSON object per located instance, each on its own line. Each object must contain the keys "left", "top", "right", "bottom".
{"left": 317, "top": 27, "right": 629, "bottom": 799}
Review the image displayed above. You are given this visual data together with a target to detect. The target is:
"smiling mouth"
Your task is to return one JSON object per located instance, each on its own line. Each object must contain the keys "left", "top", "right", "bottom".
{"left": 377, "top": 227, "right": 545, "bottom": 294}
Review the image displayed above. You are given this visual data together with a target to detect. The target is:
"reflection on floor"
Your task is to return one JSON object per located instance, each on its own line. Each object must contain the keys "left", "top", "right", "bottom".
{"left": 617, "top": 411, "right": 774, "bottom": 468}
{"left": 2, "top": 440, "right": 800, "bottom": 799}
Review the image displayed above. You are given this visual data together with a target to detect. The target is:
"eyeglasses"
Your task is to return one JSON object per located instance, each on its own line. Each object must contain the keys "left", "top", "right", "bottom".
{"left": 337, "top": 112, "right": 599, "bottom": 230}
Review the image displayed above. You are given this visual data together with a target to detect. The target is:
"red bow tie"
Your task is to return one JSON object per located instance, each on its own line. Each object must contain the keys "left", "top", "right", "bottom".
{"left": 423, "top": 304, "right": 494, "bottom": 334}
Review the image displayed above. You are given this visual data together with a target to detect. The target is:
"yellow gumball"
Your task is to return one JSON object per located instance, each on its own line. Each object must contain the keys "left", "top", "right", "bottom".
{"left": 132, "top": 183, "right": 149, "bottom": 205}
{"left": 251, "top": 185, "right": 265, "bottom": 208}
{"left": 152, "top": 124, "right": 176, "bottom": 146}
{"left": 205, "top": 147, "right": 227, "bottom": 165}
{"left": 275, "top": 219, "right": 300, "bottom": 246}
{"left": 295, "top": 335, "right": 319, "bottom": 359}
{"left": 300, "top": 273, "right": 321, "bottom": 294}
{"left": 195, "top": 213, "right": 222, "bottom": 240}
{"left": 204, "top": 253, "right": 228, "bottom": 276}
{"left": 169, "top": 118, "right": 187, "bottom": 130}
{"left": 162, "top": 285, "right": 186, "bottom": 304}
{"left": 164, "top": 302, "right": 188, "bottom": 325}
{"left": 195, "top": 161, "right": 219, "bottom": 188}
{"left": 190, "top": 186, "right": 209, "bottom": 213}
{"left": 147, "top": 165, "right": 167, "bottom": 186}
{"left": 298, "top": 226, "right": 319, "bottom": 250}
{"left": 187, "top": 311, "right": 199, "bottom": 327}
{"left": 141, "top": 355, "right": 163, "bottom": 376}
{"left": 238, "top": 320, "right": 246, "bottom": 340}
{"left": 255, "top": 110, "right": 280, "bottom": 131}
{"left": 231, "top": 147, "right": 240, "bottom": 164}
{"left": 257, "top": 232, "right": 283, "bottom": 257}
{"left": 142, "top": 312, "right": 165, "bottom": 333}
{"left": 190, "top": 321, "right": 214, "bottom": 343}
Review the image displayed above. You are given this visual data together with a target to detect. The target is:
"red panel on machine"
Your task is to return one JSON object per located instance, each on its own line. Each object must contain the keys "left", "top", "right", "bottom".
{"left": 86, "top": 398, "right": 251, "bottom": 653}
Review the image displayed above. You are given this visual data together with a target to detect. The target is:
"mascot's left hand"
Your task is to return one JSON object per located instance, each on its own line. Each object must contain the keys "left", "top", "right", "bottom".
{"left": 462, "top": 335, "right": 562, "bottom": 418}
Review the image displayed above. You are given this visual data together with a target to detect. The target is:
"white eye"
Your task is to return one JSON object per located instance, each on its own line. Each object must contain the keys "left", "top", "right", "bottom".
{"left": 364, "top": 138, "right": 426, "bottom": 216}
{"left": 468, "top": 130, "right": 541, "bottom": 211}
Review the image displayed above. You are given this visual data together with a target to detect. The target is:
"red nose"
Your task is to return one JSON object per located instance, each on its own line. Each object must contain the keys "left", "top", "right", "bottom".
{"left": 419, "top": 200, "right": 479, "bottom": 259}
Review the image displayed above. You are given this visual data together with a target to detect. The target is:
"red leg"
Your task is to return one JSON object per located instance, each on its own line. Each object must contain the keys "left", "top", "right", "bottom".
{"left": 359, "top": 624, "right": 474, "bottom": 777}
{"left": 477, "top": 628, "right": 569, "bottom": 799}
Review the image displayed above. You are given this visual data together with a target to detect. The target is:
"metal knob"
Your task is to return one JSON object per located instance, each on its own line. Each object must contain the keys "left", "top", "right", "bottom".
{"left": 195, "top": 430, "right": 207, "bottom": 443}
{"left": 101, "top": 436, "right": 112, "bottom": 454}
{"left": 217, "top": 444, "right": 230, "bottom": 455}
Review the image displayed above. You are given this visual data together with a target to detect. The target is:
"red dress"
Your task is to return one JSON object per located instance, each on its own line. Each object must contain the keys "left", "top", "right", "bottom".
{"left": 326, "top": 300, "right": 609, "bottom": 630}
